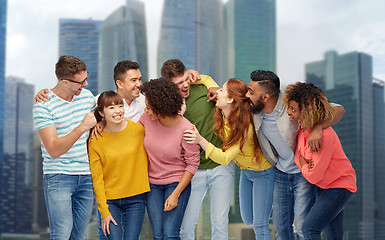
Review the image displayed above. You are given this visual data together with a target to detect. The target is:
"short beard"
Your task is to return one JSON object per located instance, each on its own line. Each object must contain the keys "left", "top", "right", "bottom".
{"left": 249, "top": 97, "right": 265, "bottom": 114}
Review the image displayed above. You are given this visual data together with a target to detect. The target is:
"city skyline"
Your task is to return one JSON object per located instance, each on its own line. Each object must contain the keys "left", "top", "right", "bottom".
{"left": 6, "top": 0, "right": 385, "bottom": 93}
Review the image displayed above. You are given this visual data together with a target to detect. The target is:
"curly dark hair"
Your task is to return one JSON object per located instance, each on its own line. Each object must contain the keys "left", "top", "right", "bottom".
{"left": 140, "top": 78, "right": 183, "bottom": 117}
{"left": 283, "top": 82, "right": 334, "bottom": 130}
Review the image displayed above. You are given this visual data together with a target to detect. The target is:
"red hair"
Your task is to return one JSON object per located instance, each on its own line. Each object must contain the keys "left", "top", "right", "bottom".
{"left": 213, "top": 78, "right": 261, "bottom": 163}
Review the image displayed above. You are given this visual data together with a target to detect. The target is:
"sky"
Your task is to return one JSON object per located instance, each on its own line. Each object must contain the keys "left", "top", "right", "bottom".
{"left": 5, "top": 0, "right": 385, "bottom": 93}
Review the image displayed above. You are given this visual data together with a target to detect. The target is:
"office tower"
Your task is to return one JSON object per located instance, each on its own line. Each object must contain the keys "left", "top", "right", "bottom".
{"left": 373, "top": 78, "right": 385, "bottom": 239}
{"left": 32, "top": 132, "right": 49, "bottom": 235}
{"left": 306, "top": 50, "right": 375, "bottom": 240}
{"left": 226, "top": 0, "right": 276, "bottom": 84}
{"left": 59, "top": 18, "right": 102, "bottom": 96}
{"left": 0, "top": 1, "right": 6, "bottom": 201}
{"left": 157, "top": 0, "right": 225, "bottom": 85}
{"left": 1, "top": 76, "right": 34, "bottom": 233}
{"left": 98, "top": 0, "right": 148, "bottom": 92}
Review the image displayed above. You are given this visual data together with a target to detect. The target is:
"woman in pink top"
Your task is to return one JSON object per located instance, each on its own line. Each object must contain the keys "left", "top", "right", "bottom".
{"left": 283, "top": 82, "right": 356, "bottom": 240}
{"left": 139, "top": 78, "right": 200, "bottom": 240}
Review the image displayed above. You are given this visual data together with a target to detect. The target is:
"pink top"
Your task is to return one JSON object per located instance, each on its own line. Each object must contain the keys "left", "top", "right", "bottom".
{"left": 295, "top": 126, "right": 357, "bottom": 193}
{"left": 139, "top": 112, "right": 200, "bottom": 185}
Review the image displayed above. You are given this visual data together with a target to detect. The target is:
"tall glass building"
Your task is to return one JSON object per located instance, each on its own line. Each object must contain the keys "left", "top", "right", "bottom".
{"left": 306, "top": 50, "right": 379, "bottom": 240}
{"left": 157, "top": 0, "right": 225, "bottom": 85}
{"left": 0, "top": 1, "right": 6, "bottom": 234}
{"left": 2, "top": 76, "right": 34, "bottom": 233}
{"left": 98, "top": 0, "right": 148, "bottom": 92}
{"left": 226, "top": 0, "right": 276, "bottom": 84}
{"left": 59, "top": 18, "right": 102, "bottom": 96}
{"left": 373, "top": 79, "right": 385, "bottom": 240}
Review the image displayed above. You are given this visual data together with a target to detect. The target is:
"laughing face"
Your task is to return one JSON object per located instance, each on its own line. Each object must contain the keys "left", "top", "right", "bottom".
{"left": 246, "top": 81, "right": 267, "bottom": 114}
{"left": 170, "top": 71, "right": 190, "bottom": 99}
{"left": 286, "top": 100, "right": 300, "bottom": 124}
{"left": 100, "top": 103, "right": 125, "bottom": 125}
{"left": 116, "top": 69, "right": 142, "bottom": 103}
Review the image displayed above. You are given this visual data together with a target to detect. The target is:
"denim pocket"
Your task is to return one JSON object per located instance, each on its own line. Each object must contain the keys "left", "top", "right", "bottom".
{"left": 44, "top": 173, "right": 62, "bottom": 180}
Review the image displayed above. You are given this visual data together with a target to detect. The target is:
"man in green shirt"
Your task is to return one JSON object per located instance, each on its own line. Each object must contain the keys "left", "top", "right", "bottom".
{"left": 161, "top": 59, "right": 234, "bottom": 240}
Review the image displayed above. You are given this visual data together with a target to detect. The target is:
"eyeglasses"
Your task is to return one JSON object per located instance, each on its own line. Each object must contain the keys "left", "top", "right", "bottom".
{"left": 62, "top": 78, "right": 87, "bottom": 87}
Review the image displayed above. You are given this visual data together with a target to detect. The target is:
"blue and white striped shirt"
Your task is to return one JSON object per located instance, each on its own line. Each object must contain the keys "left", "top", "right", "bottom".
{"left": 33, "top": 89, "right": 96, "bottom": 175}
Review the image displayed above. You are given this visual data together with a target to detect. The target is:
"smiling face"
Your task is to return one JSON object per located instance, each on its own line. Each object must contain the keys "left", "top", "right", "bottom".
{"left": 170, "top": 71, "right": 190, "bottom": 99}
{"left": 65, "top": 70, "right": 88, "bottom": 96}
{"left": 100, "top": 103, "right": 124, "bottom": 125}
{"left": 144, "top": 97, "right": 159, "bottom": 120}
{"left": 246, "top": 81, "right": 267, "bottom": 114}
{"left": 215, "top": 83, "right": 233, "bottom": 110}
{"left": 116, "top": 69, "right": 142, "bottom": 104}
{"left": 287, "top": 100, "right": 300, "bottom": 124}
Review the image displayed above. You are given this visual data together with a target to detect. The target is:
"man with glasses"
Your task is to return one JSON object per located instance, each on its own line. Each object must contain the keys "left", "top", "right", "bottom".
{"left": 33, "top": 55, "right": 97, "bottom": 239}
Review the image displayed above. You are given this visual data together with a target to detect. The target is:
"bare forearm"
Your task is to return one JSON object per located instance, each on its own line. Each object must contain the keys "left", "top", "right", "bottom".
{"left": 197, "top": 135, "right": 209, "bottom": 150}
{"left": 316, "top": 105, "right": 345, "bottom": 129}
{"left": 41, "top": 124, "right": 88, "bottom": 158}
{"left": 171, "top": 171, "right": 194, "bottom": 197}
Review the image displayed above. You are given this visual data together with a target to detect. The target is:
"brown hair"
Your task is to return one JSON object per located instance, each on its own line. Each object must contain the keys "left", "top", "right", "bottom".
{"left": 213, "top": 78, "right": 261, "bottom": 163}
{"left": 160, "top": 59, "right": 186, "bottom": 81}
{"left": 113, "top": 60, "right": 140, "bottom": 88}
{"left": 94, "top": 91, "right": 124, "bottom": 122}
{"left": 283, "top": 82, "right": 335, "bottom": 130}
{"left": 55, "top": 55, "right": 87, "bottom": 80}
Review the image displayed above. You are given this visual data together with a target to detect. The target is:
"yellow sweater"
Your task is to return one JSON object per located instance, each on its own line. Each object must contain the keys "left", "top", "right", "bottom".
{"left": 88, "top": 120, "right": 150, "bottom": 218}
{"left": 206, "top": 124, "right": 272, "bottom": 171}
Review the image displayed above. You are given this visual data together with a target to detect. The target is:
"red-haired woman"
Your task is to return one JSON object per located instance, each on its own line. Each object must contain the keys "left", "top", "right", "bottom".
{"left": 184, "top": 78, "right": 274, "bottom": 239}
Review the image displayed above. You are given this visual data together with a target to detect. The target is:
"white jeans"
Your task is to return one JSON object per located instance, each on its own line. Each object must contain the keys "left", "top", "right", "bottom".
{"left": 180, "top": 163, "right": 234, "bottom": 240}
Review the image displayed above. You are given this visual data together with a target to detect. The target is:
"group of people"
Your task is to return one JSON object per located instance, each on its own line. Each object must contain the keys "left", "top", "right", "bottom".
{"left": 33, "top": 55, "right": 357, "bottom": 240}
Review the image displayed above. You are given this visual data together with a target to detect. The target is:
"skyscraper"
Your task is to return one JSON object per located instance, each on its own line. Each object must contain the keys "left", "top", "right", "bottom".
{"left": 226, "top": 0, "right": 276, "bottom": 84}
{"left": 98, "top": 0, "right": 148, "bottom": 92}
{"left": 59, "top": 18, "right": 102, "bottom": 95}
{"left": 306, "top": 50, "right": 377, "bottom": 240}
{"left": 157, "top": 0, "right": 225, "bottom": 85}
{"left": 0, "top": 1, "right": 6, "bottom": 234}
{"left": 373, "top": 78, "right": 385, "bottom": 240}
{"left": 2, "top": 76, "right": 35, "bottom": 233}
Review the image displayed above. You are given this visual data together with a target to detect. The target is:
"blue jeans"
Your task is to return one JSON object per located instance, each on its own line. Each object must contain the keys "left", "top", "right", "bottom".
{"left": 272, "top": 169, "right": 315, "bottom": 240}
{"left": 103, "top": 194, "right": 146, "bottom": 240}
{"left": 240, "top": 167, "right": 275, "bottom": 240}
{"left": 43, "top": 174, "right": 94, "bottom": 240}
{"left": 146, "top": 182, "right": 191, "bottom": 240}
{"left": 180, "top": 163, "right": 234, "bottom": 240}
{"left": 302, "top": 187, "right": 353, "bottom": 240}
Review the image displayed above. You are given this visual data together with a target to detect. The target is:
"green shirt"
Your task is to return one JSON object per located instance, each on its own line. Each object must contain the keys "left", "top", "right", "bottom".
{"left": 184, "top": 84, "right": 222, "bottom": 169}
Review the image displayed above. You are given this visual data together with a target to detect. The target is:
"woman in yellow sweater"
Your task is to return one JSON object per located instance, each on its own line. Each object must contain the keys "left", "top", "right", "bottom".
{"left": 88, "top": 91, "right": 150, "bottom": 240}
{"left": 184, "top": 78, "right": 275, "bottom": 239}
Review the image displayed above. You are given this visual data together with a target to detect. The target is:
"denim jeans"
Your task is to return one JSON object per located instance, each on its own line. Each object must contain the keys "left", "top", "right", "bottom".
{"left": 240, "top": 167, "right": 275, "bottom": 240}
{"left": 43, "top": 174, "right": 94, "bottom": 240}
{"left": 272, "top": 169, "right": 315, "bottom": 240}
{"left": 103, "top": 194, "right": 146, "bottom": 240}
{"left": 302, "top": 187, "right": 353, "bottom": 240}
{"left": 180, "top": 163, "right": 234, "bottom": 240}
{"left": 146, "top": 182, "right": 191, "bottom": 240}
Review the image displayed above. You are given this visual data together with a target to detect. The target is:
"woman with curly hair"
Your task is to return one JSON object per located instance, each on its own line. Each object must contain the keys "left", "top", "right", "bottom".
{"left": 139, "top": 78, "right": 200, "bottom": 240}
{"left": 184, "top": 78, "right": 274, "bottom": 239}
{"left": 283, "top": 82, "right": 356, "bottom": 240}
